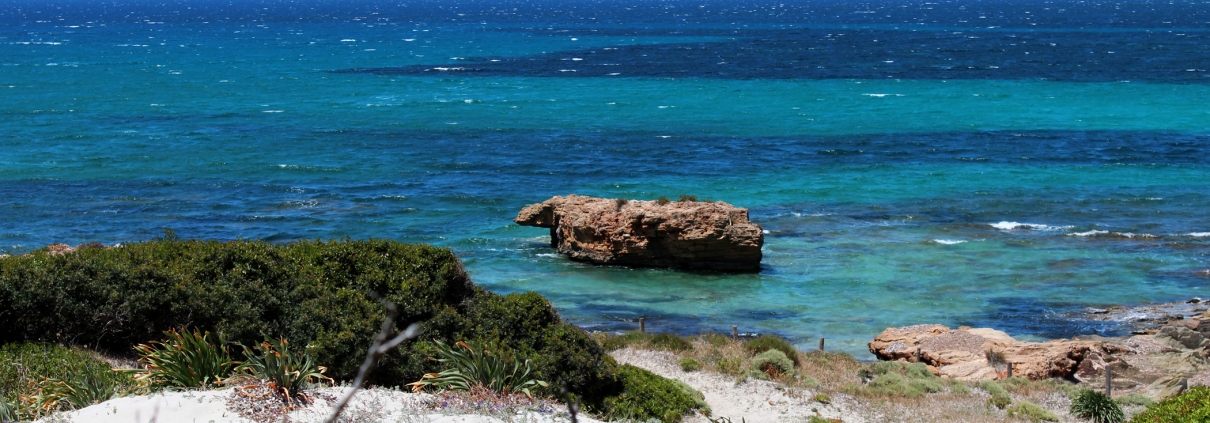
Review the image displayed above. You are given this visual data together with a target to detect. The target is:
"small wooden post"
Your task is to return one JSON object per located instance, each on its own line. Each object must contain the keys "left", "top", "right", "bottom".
{"left": 915, "top": 347, "right": 922, "bottom": 363}
{"left": 1007, "top": 362, "right": 1013, "bottom": 378}
{"left": 1105, "top": 365, "right": 1113, "bottom": 397}
{"left": 819, "top": 337, "right": 825, "bottom": 351}
{"left": 732, "top": 325, "right": 738, "bottom": 338}
{"left": 1182, "top": 377, "right": 1189, "bottom": 392}
{"left": 639, "top": 318, "right": 646, "bottom": 333}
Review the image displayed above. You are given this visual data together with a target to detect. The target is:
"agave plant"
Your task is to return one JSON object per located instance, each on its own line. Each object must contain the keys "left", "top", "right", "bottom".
{"left": 1070, "top": 389, "right": 1125, "bottom": 423}
{"left": 131, "top": 329, "right": 235, "bottom": 389}
{"left": 407, "top": 340, "right": 548, "bottom": 398}
{"left": 0, "top": 395, "right": 19, "bottom": 422}
{"left": 237, "top": 338, "right": 332, "bottom": 398}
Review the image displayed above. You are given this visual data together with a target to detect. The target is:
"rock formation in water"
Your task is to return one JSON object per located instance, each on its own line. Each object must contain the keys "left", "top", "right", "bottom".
{"left": 514, "top": 195, "right": 764, "bottom": 272}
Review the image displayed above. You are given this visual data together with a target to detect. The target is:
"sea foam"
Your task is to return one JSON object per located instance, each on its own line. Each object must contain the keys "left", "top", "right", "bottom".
{"left": 989, "top": 221, "right": 1073, "bottom": 231}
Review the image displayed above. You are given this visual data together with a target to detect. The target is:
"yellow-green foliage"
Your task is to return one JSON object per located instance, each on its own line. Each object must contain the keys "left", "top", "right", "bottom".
{"left": 1070, "top": 389, "right": 1125, "bottom": 423}
{"left": 1128, "top": 386, "right": 1210, "bottom": 423}
{"left": 0, "top": 238, "right": 619, "bottom": 402}
{"left": 1116, "top": 393, "right": 1156, "bottom": 408}
{"left": 848, "top": 361, "right": 942, "bottom": 398}
{"left": 975, "top": 379, "right": 1013, "bottom": 409}
{"left": 1007, "top": 401, "right": 1059, "bottom": 422}
{"left": 679, "top": 358, "right": 702, "bottom": 372}
{"left": 0, "top": 343, "right": 138, "bottom": 420}
{"left": 751, "top": 350, "right": 795, "bottom": 376}
{"left": 600, "top": 332, "right": 693, "bottom": 352}
{"left": 743, "top": 335, "right": 800, "bottom": 366}
{"left": 602, "top": 364, "right": 702, "bottom": 423}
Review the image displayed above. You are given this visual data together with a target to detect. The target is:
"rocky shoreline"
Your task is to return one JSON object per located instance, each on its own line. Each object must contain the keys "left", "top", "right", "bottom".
{"left": 867, "top": 298, "right": 1210, "bottom": 402}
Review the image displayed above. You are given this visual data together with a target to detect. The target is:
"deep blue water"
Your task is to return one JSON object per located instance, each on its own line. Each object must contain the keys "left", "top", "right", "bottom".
{"left": 2, "top": 0, "right": 1210, "bottom": 356}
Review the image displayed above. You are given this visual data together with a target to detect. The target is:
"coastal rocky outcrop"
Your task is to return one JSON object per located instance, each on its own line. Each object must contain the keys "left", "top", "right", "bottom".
{"left": 868, "top": 324, "right": 1109, "bottom": 381}
{"left": 514, "top": 195, "right": 764, "bottom": 271}
{"left": 870, "top": 311, "right": 1210, "bottom": 400}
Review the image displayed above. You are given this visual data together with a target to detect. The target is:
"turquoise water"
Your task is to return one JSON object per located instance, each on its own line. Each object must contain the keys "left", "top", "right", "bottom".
{"left": 3, "top": 1, "right": 1210, "bottom": 356}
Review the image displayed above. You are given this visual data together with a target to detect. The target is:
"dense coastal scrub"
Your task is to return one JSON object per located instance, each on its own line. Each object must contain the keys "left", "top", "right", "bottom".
{"left": 0, "top": 239, "right": 699, "bottom": 421}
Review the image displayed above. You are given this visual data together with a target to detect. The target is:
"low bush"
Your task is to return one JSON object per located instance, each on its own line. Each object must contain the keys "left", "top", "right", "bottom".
{"left": 1129, "top": 386, "right": 1210, "bottom": 423}
{"left": 680, "top": 358, "right": 702, "bottom": 372}
{"left": 677, "top": 195, "right": 698, "bottom": 202}
{"left": 1116, "top": 393, "right": 1156, "bottom": 408}
{"left": 0, "top": 238, "right": 620, "bottom": 403}
{"left": 0, "top": 343, "right": 138, "bottom": 420}
{"left": 751, "top": 350, "right": 795, "bottom": 378}
{"left": 655, "top": 196, "right": 672, "bottom": 205}
{"left": 813, "top": 393, "right": 832, "bottom": 404}
{"left": 1007, "top": 401, "right": 1059, "bottom": 422}
{"left": 858, "top": 361, "right": 935, "bottom": 382}
{"left": 975, "top": 379, "right": 1013, "bottom": 409}
{"left": 601, "top": 364, "right": 701, "bottom": 423}
{"left": 1071, "top": 389, "right": 1125, "bottom": 423}
{"left": 743, "top": 335, "right": 799, "bottom": 366}
{"left": 848, "top": 361, "right": 942, "bottom": 399}
{"left": 650, "top": 334, "right": 693, "bottom": 352}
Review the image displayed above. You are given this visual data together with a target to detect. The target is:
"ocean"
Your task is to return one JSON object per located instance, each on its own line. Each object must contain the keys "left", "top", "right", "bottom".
{"left": 2, "top": 0, "right": 1209, "bottom": 356}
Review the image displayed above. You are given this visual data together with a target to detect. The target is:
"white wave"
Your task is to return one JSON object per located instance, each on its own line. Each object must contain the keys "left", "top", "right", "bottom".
{"left": 1186, "top": 232, "right": 1210, "bottom": 237}
{"left": 428, "top": 67, "right": 468, "bottom": 71}
{"left": 536, "top": 253, "right": 561, "bottom": 258}
{"left": 933, "top": 239, "right": 967, "bottom": 245}
{"left": 863, "top": 93, "right": 903, "bottom": 97}
{"left": 262, "top": 110, "right": 284, "bottom": 113}
{"left": 340, "top": 39, "right": 357, "bottom": 42}
{"left": 1068, "top": 230, "right": 1109, "bottom": 237}
{"left": 989, "top": 221, "right": 1073, "bottom": 231}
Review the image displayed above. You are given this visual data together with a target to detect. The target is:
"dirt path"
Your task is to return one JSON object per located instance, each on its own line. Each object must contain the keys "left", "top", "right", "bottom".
{"left": 611, "top": 348, "right": 870, "bottom": 423}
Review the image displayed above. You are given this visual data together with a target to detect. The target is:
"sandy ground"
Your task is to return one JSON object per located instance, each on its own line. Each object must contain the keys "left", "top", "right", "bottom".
{"left": 44, "top": 387, "right": 601, "bottom": 423}
{"left": 41, "top": 349, "right": 869, "bottom": 423}
{"left": 610, "top": 347, "right": 869, "bottom": 423}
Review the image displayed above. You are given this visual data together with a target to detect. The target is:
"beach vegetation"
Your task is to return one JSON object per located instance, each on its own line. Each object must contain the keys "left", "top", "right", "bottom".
{"left": 237, "top": 337, "right": 332, "bottom": 397}
{"left": 846, "top": 361, "right": 942, "bottom": 398}
{"left": 1070, "top": 389, "right": 1126, "bottom": 423}
{"left": 1115, "top": 392, "right": 1156, "bottom": 408}
{"left": 130, "top": 329, "right": 235, "bottom": 389}
{"left": 600, "top": 364, "right": 702, "bottom": 423}
{"left": 656, "top": 196, "right": 671, "bottom": 205}
{"left": 0, "top": 342, "right": 138, "bottom": 420}
{"left": 679, "top": 357, "right": 702, "bottom": 372}
{"left": 743, "top": 335, "right": 800, "bottom": 366}
{"left": 975, "top": 379, "right": 1013, "bottom": 409}
{"left": 0, "top": 238, "right": 627, "bottom": 408}
{"left": 407, "top": 340, "right": 547, "bottom": 398}
{"left": 751, "top": 349, "right": 795, "bottom": 378}
{"left": 677, "top": 195, "right": 698, "bottom": 202}
{"left": 1007, "top": 400, "right": 1060, "bottom": 422}
{"left": 1129, "top": 386, "right": 1210, "bottom": 422}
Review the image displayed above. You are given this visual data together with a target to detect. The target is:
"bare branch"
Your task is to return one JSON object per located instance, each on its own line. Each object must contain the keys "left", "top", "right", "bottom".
{"left": 323, "top": 298, "right": 420, "bottom": 423}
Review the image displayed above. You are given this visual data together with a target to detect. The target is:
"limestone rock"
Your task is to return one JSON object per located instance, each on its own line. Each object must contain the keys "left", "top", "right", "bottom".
{"left": 514, "top": 195, "right": 763, "bottom": 272}
{"left": 868, "top": 324, "right": 1103, "bottom": 381}
{"left": 1156, "top": 324, "right": 1210, "bottom": 350}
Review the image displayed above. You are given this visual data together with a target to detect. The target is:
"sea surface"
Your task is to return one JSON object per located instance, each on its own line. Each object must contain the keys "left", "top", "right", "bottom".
{"left": 3, "top": 0, "right": 1210, "bottom": 356}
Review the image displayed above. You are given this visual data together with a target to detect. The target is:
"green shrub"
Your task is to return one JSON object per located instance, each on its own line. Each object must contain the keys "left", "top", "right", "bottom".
{"left": 0, "top": 239, "right": 620, "bottom": 402}
{"left": 677, "top": 195, "right": 698, "bottom": 202}
{"left": 1116, "top": 393, "right": 1157, "bottom": 408}
{"left": 672, "top": 379, "right": 710, "bottom": 416}
{"left": 743, "top": 335, "right": 800, "bottom": 366}
{"left": 601, "top": 364, "right": 700, "bottom": 423}
{"left": 407, "top": 340, "right": 547, "bottom": 397}
{"left": 751, "top": 350, "right": 795, "bottom": 377}
{"left": 988, "top": 394, "right": 1012, "bottom": 409}
{"left": 813, "top": 393, "right": 832, "bottom": 404}
{"left": 1007, "top": 401, "right": 1059, "bottom": 422}
{"left": 655, "top": 196, "right": 672, "bottom": 205}
{"left": 0, "top": 396, "right": 16, "bottom": 422}
{"left": 0, "top": 343, "right": 138, "bottom": 420}
{"left": 861, "top": 372, "right": 942, "bottom": 398}
{"left": 131, "top": 329, "right": 235, "bottom": 389}
{"left": 858, "top": 361, "right": 935, "bottom": 382}
{"left": 1130, "top": 386, "right": 1210, "bottom": 423}
{"left": 1071, "top": 389, "right": 1125, "bottom": 423}
{"left": 975, "top": 380, "right": 1013, "bottom": 409}
{"left": 680, "top": 358, "right": 702, "bottom": 372}
{"left": 650, "top": 334, "right": 693, "bottom": 352}
{"left": 702, "top": 334, "right": 729, "bottom": 347}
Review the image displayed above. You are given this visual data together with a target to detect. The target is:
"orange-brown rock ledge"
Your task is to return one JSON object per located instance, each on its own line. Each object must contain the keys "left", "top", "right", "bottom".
{"left": 514, "top": 195, "right": 764, "bottom": 272}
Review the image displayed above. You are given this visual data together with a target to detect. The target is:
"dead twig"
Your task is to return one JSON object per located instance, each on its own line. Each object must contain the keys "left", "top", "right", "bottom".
{"left": 322, "top": 297, "right": 420, "bottom": 423}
